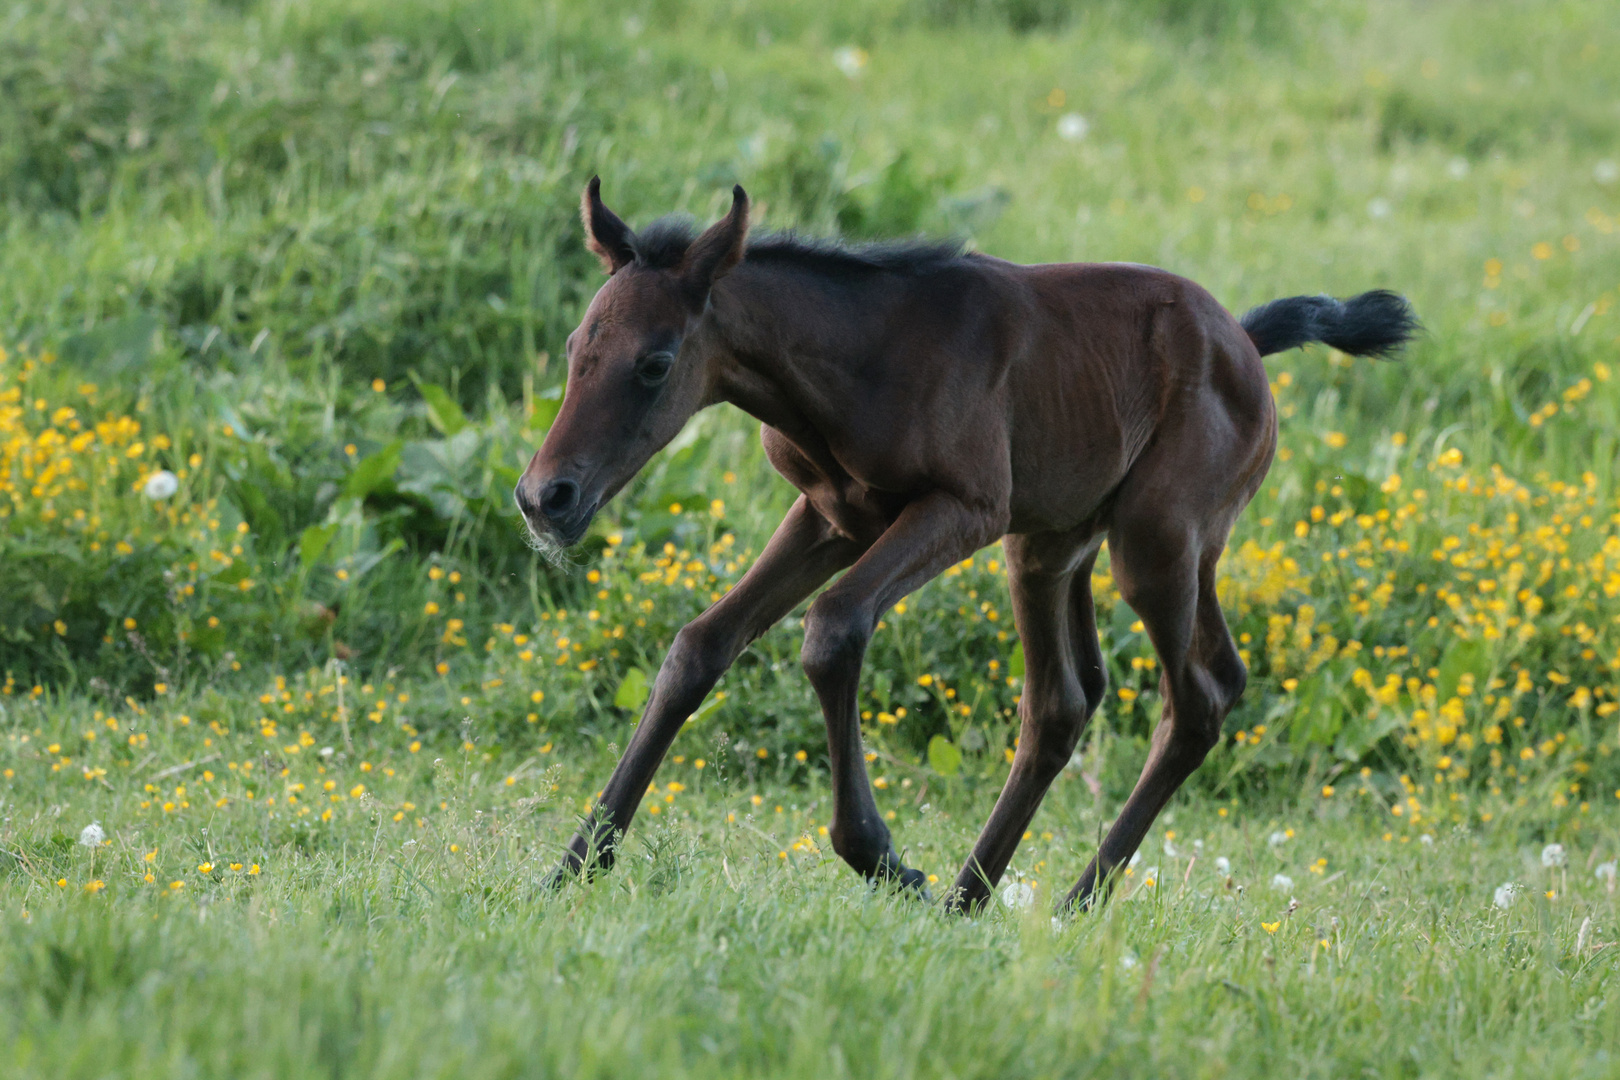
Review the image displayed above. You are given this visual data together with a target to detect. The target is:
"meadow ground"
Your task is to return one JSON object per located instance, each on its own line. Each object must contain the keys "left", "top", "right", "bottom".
{"left": 3, "top": 0, "right": 1620, "bottom": 1075}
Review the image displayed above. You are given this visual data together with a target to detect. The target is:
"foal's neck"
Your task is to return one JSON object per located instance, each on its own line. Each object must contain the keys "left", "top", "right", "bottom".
{"left": 707, "top": 262, "right": 879, "bottom": 435}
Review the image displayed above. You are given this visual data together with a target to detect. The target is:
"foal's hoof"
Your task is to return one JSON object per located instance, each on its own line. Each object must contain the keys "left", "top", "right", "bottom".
{"left": 893, "top": 865, "right": 933, "bottom": 902}
{"left": 540, "top": 864, "right": 576, "bottom": 893}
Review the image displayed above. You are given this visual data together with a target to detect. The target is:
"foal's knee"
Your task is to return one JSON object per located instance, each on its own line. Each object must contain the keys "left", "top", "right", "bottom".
{"left": 1021, "top": 693, "right": 1089, "bottom": 782}
{"left": 660, "top": 619, "right": 733, "bottom": 699}
{"left": 800, "top": 595, "right": 871, "bottom": 689}
{"left": 1167, "top": 666, "right": 1240, "bottom": 768}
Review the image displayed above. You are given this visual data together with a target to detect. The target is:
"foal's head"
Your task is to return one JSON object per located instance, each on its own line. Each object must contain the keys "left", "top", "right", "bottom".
{"left": 515, "top": 178, "right": 749, "bottom": 547}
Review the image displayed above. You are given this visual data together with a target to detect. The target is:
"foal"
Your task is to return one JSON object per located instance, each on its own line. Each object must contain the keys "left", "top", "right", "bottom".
{"left": 517, "top": 178, "right": 1415, "bottom": 911}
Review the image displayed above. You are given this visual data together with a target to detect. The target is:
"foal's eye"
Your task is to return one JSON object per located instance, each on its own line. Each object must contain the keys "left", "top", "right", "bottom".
{"left": 635, "top": 351, "right": 675, "bottom": 386}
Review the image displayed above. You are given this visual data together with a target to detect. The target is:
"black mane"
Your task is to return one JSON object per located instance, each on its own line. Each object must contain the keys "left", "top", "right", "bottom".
{"left": 629, "top": 214, "right": 969, "bottom": 279}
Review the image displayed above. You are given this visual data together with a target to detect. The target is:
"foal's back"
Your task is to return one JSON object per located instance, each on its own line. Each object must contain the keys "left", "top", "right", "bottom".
{"left": 962, "top": 257, "right": 1274, "bottom": 536}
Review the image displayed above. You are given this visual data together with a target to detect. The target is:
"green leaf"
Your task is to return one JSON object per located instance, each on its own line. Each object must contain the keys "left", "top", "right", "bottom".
{"left": 689, "top": 692, "right": 725, "bottom": 725}
{"left": 614, "top": 667, "right": 650, "bottom": 712}
{"left": 1437, "top": 639, "right": 1487, "bottom": 702}
{"left": 1008, "top": 642, "right": 1025, "bottom": 680}
{"left": 928, "top": 734, "right": 963, "bottom": 776}
{"left": 59, "top": 311, "right": 159, "bottom": 378}
{"left": 527, "top": 384, "right": 564, "bottom": 434}
{"left": 412, "top": 378, "right": 467, "bottom": 436}
{"left": 342, "top": 441, "right": 403, "bottom": 500}
{"left": 298, "top": 523, "right": 338, "bottom": 569}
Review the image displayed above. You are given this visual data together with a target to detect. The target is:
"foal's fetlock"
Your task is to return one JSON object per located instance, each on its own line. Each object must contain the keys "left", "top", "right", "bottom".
{"left": 543, "top": 820, "right": 619, "bottom": 890}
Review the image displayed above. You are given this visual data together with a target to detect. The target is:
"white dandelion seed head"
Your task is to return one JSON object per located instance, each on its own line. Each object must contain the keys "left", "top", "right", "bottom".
{"left": 1163, "top": 838, "right": 1179, "bottom": 857}
{"left": 1001, "top": 881, "right": 1035, "bottom": 911}
{"left": 1056, "top": 113, "right": 1090, "bottom": 142}
{"left": 832, "top": 45, "right": 867, "bottom": 78}
{"left": 1367, "top": 197, "right": 1392, "bottom": 219}
{"left": 1268, "top": 830, "right": 1289, "bottom": 848}
{"left": 1214, "top": 856, "right": 1232, "bottom": 876}
{"left": 1541, "top": 843, "right": 1567, "bottom": 868}
{"left": 1419, "top": 833, "right": 1435, "bottom": 846}
{"left": 78, "top": 822, "right": 105, "bottom": 847}
{"left": 1493, "top": 882, "right": 1520, "bottom": 909}
{"left": 1192, "top": 839, "right": 1204, "bottom": 853}
{"left": 143, "top": 470, "right": 179, "bottom": 500}
{"left": 1595, "top": 160, "right": 1619, "bottom": 185}
{"left": 1128, "top": 850, "right": 1142, "bottom": 868}
{"left": 1118, "top": 949, "right": 1139, "bottom": 971}
{"left": 1594, "top": 861, "right": 1616, "bottom": 883}
{"left": 1271, "top": 873, "right": 1294, "bottom": 892}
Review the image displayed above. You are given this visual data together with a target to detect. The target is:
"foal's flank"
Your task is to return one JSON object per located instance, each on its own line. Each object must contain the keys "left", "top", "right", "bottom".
{"left": 517, "top": 178, "right": 1417, "bottom": 911}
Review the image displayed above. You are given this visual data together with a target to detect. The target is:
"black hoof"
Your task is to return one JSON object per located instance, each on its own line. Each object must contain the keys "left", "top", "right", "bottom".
{"left": 540, "top": 863, "right": 576, "bottom": 892}
{"left": 891, "top": 864, "right": 933, "bottom": 902}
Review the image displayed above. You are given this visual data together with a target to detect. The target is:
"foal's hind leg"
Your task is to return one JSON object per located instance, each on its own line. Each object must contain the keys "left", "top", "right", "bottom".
{"left": 1062, "top": 518, "right": 1248, "bottom": 911}
{"left": 946, "top": 532, "right": 1105, "bottom": 912}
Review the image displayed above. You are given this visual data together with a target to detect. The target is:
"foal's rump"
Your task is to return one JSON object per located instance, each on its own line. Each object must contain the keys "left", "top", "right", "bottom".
{"left": 1001, "top": 262, "right": 1274, "bottom": 532}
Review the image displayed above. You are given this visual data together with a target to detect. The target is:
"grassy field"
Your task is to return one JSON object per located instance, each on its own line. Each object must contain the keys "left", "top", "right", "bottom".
{"left": 4, "top": 0, "right": 1620, "bottom": 1074}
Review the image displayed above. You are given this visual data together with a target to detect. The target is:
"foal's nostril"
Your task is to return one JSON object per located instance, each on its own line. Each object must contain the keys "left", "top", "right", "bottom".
{"left": 539, "top": 478, "right": 581, "bottom": 521}
{"left": 514, "top": 483, "right": 540, "bottom": 521}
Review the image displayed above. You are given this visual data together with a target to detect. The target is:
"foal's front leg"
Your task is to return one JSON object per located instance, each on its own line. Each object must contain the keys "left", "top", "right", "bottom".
{"left": 799, "top": 492, "right": 1004, "bottom": 892}
{"left": 547, "top": 497, "right": 862, "bottom": 885}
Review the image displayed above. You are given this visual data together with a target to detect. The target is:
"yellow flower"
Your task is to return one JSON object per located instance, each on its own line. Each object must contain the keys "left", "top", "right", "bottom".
{"left": 1262, "top": 921, "right": 1281, "bottom": 934}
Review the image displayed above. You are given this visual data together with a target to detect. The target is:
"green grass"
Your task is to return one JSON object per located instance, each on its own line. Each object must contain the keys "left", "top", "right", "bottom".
{"left": 4, "top": 0, "right": 1620, "bottom": 1073}
{"left": 3, "top": 698, "right": 1618, "bottom": 1078}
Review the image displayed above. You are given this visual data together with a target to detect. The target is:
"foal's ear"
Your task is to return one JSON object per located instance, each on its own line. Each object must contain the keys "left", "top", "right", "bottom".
{"left": 581, "top": 176, "right": 637, "bottom": 274}
{"left": 678, "top": 185, "right": 750, "bottom": 298}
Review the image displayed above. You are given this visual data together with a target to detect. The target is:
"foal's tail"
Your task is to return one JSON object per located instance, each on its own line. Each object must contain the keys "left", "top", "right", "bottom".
{"left": 1240, "top": 290, "right": 1419, "bottom": 359}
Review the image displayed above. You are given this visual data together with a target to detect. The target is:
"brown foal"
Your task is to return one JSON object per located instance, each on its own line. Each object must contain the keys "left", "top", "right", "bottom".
{"left": 516, "top": 178, "right": 1416, "bottom": 911}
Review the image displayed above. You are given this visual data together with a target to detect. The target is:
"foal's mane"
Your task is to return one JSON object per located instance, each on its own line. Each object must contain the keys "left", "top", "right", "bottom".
{"left": 630, "top": 215, "right": 969, "bottom": 280}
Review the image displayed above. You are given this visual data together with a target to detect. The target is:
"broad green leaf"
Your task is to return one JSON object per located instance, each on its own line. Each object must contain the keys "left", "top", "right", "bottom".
{"left": 298, "top": 523, "right": 338, "bottom": 569}
{"left": 527, "top": 384, "right": 564, "bottom": 433}
{"left": 1008, "top": 642, "right": 1025, "bottom": 680}
{"left": 411, "top": 377, "right": 467, "bottom": 436}
{"left": 689, "top": 693, "right": 725, "bottom": 725}
{"left": 928, "top": 734, "right": 963, "bottom": 776}
{"left": 1437, "top": 639, "right": 1487, "bottom": 703}
{"left": 342, "top": 441, "right": 403, "bottom": 500}
{"left": 614, "top": 667, "right": 650, "bottom": 712}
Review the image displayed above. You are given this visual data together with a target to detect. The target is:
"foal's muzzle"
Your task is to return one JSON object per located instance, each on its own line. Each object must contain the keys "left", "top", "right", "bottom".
{"left": 515, "top": 477, "right": 595, "bottom": 546}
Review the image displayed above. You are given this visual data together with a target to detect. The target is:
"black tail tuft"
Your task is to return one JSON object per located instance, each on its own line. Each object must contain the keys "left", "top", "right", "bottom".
{"left": 1240, "top": 290, "right": 1419, "bottom": 359}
